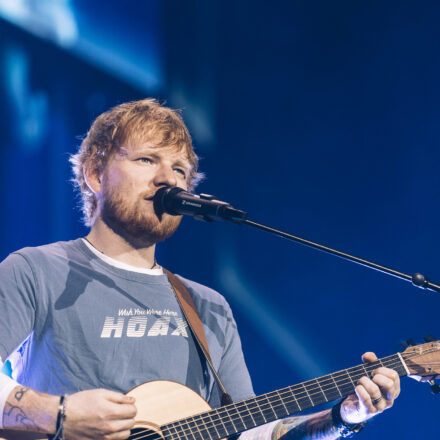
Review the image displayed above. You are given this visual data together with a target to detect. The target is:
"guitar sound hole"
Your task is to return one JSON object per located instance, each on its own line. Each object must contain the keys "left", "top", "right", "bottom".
{"left": 129, "top": 427, "right": 163, "bottom": 440}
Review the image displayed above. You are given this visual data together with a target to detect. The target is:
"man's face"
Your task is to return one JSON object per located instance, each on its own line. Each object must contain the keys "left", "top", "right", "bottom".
{"left": 97, "top": 140, "right": 191, "bottom": 246}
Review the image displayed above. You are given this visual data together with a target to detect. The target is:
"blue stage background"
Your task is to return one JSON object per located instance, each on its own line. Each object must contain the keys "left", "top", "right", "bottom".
{"left": 0, "top": 1, "right": 439, "bottom": 438}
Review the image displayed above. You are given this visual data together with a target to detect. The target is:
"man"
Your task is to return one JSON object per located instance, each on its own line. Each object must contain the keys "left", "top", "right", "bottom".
{"left": 0, "top": 99, "right": 400, "bottom": 439}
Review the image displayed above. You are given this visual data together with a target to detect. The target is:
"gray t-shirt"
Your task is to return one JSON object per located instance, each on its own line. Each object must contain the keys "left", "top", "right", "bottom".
{"left": 0, "top": 239, "right": 254, "bottom": 407}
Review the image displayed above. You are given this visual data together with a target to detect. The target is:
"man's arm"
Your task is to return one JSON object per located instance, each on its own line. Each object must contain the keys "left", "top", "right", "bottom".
{"left": 271, "top": 410, "right": 341, "bottom": 440}
{"left": 3, "top": 386, "right": 57, "bottom": 433}
{"left": 2, "top": 385, "right": 137, "bottom": 440}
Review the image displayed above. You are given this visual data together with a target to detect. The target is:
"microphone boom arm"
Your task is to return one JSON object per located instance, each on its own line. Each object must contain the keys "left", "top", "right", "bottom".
{"left": 241, "top": 218, "right": 440, "bottom": 294}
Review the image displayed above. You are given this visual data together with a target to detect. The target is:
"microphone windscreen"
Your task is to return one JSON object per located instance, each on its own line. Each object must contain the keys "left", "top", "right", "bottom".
{"left": 153, "top": 186, "right": 185, "bottom": 217}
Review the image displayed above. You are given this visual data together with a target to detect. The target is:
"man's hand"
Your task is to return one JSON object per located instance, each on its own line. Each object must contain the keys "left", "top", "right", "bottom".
{"left": 340, "top": 352, "right": 401, "bottom": 425}
{"left": 64, "top": 389, "right": 137, "bottom": 440}
{"left": 3, "top": 386, "right": 137, "bottom": 440}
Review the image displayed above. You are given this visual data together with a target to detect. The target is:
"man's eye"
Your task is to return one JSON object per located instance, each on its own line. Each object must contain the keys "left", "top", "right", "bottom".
{"left": 174, "top": 168, "right": 186, "bottom": 177}
{"left": 138, "top": 158, "right": 153, "bottom": 164}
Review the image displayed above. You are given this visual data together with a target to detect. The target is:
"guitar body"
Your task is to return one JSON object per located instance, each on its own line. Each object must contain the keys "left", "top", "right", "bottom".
{"left": 0, "top": 381, "right": 213, "bottom": 440}
{"left": 126, "top": 380, "right": 213, "bottom": 439}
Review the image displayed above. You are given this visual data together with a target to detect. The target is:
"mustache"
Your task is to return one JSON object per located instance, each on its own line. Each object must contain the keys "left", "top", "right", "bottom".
{"left": 142, "top": 187, "right": 179, "bottom": 201}
{"left": 141, "top": 191, "right": 159, "bottom": 200}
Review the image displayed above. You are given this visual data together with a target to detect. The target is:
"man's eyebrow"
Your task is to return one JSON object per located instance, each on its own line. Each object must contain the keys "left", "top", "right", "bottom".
{"left": 128, "top": 149, "right": 191, "bottom": 167}
{"left": 130, "top": 147, "right": 156, "bottom": 155}
{"left": 173, "top": 158, "right": 191, "bottom": 168}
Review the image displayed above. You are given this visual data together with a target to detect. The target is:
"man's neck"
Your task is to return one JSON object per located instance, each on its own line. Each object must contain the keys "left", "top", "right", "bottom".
{"left": 86, "top": 218, "right": 157, "bottom": 269}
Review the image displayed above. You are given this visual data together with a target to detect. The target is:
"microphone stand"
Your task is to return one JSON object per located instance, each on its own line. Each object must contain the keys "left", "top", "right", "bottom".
{"left": 153, "top": 186, "right": 440, "bottom": 294}
{"left": 239, "top": 218, "right": 440, "bottom": 294}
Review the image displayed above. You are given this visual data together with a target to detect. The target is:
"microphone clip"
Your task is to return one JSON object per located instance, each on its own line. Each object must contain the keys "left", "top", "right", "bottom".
{"left": 195, "top": 193, "right": 227, "bottom": 222}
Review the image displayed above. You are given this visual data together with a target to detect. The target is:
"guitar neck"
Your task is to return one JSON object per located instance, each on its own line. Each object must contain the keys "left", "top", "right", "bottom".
{"left": 161, "top": 353, "right": 408, "bottom": 440}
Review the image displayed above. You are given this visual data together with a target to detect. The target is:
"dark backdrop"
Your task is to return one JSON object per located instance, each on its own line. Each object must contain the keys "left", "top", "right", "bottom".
{"left": 0, "top": 1, "right": 439, "bottom": 438}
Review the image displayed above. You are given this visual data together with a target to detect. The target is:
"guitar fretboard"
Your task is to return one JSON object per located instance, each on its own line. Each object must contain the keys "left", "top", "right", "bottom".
{"left": 161, "top": 354, "right": 407, "bottom": 440}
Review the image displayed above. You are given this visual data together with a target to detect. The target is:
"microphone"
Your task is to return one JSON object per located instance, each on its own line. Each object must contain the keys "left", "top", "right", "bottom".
{"left": 153, "top": 187, "right": 248, "bottom": 223}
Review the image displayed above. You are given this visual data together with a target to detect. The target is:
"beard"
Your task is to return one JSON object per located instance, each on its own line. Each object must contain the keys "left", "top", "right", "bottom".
{"left": 100, "top": 186, "right": 182, "bottom": 247}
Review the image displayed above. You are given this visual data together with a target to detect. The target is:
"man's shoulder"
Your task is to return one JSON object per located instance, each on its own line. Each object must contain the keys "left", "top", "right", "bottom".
{"left": 10, "top": 238, "right": 86, "bottom": 266}
{"left": 176, "top": 274, "right": 232, "bottom": 313}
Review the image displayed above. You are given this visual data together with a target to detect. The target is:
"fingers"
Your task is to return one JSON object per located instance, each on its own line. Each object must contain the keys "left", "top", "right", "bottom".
{"left": 354, "top": 352, "right": 400, "bottom": 417}
{"left": 106, "top": 402, "right": 138, "bottom": 420}
{"left": 361, "top": 351, "right": 378, "bottom": 363}
{"left": 361, "top": 352, "right": 400, "bottom": 400}
{"left": 104, "top": 389, "right": 136, "bottom": 405}
{"left": 342, "top": 352, "right": 402, "bottom": 424}
{"left": 356, "top": 369, "right": 400, "bottom": 414}
{"left": 64, "top": 389, "right": 137, "bottom": 439}
{"left": 357, "top": 377, "right": 388, "bottom": 413}
{"left": 100, "top": 418, "right": 135, "bottom": 440}
{"left": 102, "top": 390, "right": 137, "bottom": 419}
{"left": 373, "top": 367, "right": 401, "bottom": 400}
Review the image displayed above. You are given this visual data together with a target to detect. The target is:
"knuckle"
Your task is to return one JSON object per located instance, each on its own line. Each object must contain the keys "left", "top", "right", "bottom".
{"left": 377, "top": 401, "right": 387, "bottom": 411}
{"left": 369, "top": 405, "right": 378, "bottom": 414}
{"left": 355, "top": 384, "right": 364, "bottom": 394}
{"left": 380, "top": 366, "right": 390, "bottom": 373}
{"left": 357, "top": 377, "right": 368, "bottom": 386}
{"left": 371, "top": 379, "right": 382, "bottom": 390}
{"left": 362, "top": 394, "right": 372, "bottom": 405}
{"left": 371, "top": 370, "right": 382, "bottom": 380}
{"left": 376, "top": 377, "right": 390, "bottom": 388}
{"left": 109, "top": 423, "right": 119, "bottom": 434}
{"left": 108, "top": 408, "right": 119, "bottom": 419}
{"left": 386, "top": 377, "right": 395, "bottom": 388}
{"left": 370, "top": 382, "right": 381, "bottom": 393}
{"left": 102, "top": 421, "right": 114, "bottom": 433}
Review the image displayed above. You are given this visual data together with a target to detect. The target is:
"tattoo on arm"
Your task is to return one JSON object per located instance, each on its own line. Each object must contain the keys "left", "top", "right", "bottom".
{"left": 14, "top": 387, "right": 29, "bottom": 402}
{"left": 3, "top": 387, "right": 41, "bottom": 431}
{"left": 3, "top": 402, "right": 39, "bottom": 431}
{"left": 271, "top": 411, "right": 340, "bottom": 440}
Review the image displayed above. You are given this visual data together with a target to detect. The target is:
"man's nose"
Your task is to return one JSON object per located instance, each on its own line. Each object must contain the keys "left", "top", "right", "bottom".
{"left": 153, "top": 164, "right": 177, "bottom": 187}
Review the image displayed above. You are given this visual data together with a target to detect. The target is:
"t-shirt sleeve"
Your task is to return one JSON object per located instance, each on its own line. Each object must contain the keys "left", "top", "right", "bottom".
{"left": 217, "top": 301, "right": 254, "bottom": 402}
{"left": 0, "top": 253, "right": 36, "bottom": 362}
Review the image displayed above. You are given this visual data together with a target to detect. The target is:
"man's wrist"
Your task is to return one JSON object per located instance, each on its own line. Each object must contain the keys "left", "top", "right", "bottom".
{"left": 0, "top": 375, "right": 20, "bottom": 428}
{"left": 331, "top": 401, "right": 366, "bottom": 438}
{"left": 3, "top": 386, "right": 59, "bottom": 434}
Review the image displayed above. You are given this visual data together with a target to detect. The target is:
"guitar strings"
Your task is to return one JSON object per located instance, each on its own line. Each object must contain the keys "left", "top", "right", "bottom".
{"left": 132, "top": 356, "right": 440, "bottom": 440}
{"left": 132, "top": 362, "right": 440, "bottom": 440}
{"left": 131, "top": 351, "right": 440, "bottom": 440}
{"left": 159, "top": 354, "right": 405, "bottom": 432}
{"left": 130, "top": 359, "right": 393, "bottom": 440}
{"left": 129, "top": 347, "right": 439, "bottom": 440}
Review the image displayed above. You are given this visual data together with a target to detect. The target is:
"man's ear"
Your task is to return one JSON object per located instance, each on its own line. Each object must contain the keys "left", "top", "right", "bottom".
{"left": 83, "top": 163, "right": 102, "bottom": 195}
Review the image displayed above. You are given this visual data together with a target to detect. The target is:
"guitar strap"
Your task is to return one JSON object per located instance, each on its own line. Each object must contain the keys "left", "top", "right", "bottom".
{"left": 164, "top": 268, "right": 233, "bottom": 406}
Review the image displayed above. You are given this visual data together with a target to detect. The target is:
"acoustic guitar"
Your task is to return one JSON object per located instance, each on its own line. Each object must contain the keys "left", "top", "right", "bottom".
{"left": 1, "top": 340, "right": 439, "bottom": 440}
